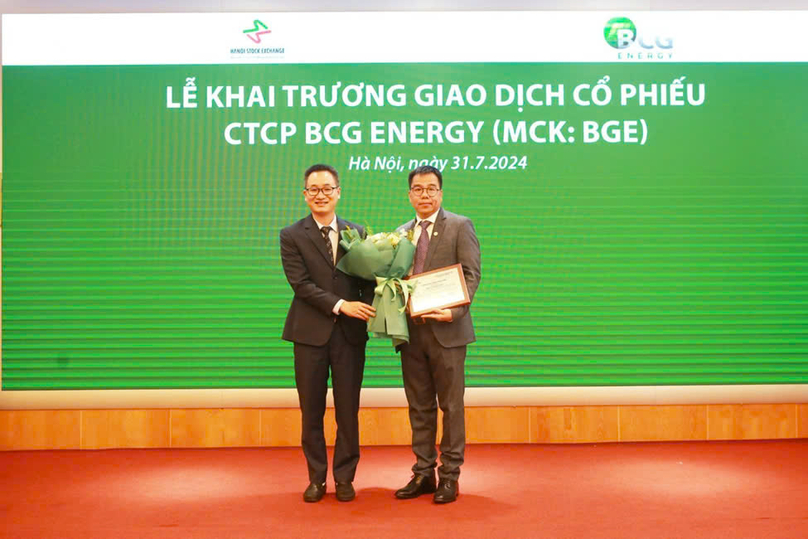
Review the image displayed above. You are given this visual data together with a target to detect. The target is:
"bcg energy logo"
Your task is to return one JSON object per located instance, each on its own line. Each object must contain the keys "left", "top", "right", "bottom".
{"left": 244, "top": 20, "right": 271, "bottom": 43}
{"left": 603, "top": 16, "right": 673, "bottom": 53}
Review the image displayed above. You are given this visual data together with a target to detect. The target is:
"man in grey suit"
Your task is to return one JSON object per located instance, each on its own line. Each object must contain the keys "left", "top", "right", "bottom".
{"left": 394, "top": 165, "right": 481, "bottom": 504}
{"left": 280, "top": 164, "right": 376, "bottom": 503}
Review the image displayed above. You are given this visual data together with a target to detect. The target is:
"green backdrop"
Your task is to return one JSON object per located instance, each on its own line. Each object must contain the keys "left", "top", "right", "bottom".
{"left": 3, "top": 63, "right": 807, "bottom": 389}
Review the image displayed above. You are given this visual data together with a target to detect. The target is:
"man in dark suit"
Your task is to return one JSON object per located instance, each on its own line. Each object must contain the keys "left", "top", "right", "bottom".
{"left": 394, "top": 165, "right": 481, "bottom": 504}
{"left": 280, "top": 164, "right": 376, "bottom": 503}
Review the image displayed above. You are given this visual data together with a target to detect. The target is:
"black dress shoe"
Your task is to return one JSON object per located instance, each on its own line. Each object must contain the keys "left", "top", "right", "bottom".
{"left": 303, "top": 482, "right": 326, "bottom": 503}
{"left": 395, "top": 473, "right": 437, "bottom": 499}
{"left": 433, "top": 479, "right": 458, "bottom": 504}
{"left": 335, "top": 482, "right": 355, "bottom": 502}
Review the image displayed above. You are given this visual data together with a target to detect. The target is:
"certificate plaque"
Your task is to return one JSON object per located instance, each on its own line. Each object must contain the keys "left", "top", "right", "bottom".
{"left": 407, "top": 263, "right": 470, "bottom": 316}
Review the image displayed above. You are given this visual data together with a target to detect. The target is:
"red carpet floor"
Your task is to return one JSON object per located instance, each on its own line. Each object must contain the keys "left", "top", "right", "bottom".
{"left": 1, "top": 441, "right": 807, "bottom": 538}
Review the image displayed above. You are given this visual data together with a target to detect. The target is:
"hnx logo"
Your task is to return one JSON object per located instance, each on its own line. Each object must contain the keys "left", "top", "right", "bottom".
{"left": 244, "top": 20, "right": 271, "bottom": 43}
{"left": 603, "top": 17, "right": 673, "bottom": 51}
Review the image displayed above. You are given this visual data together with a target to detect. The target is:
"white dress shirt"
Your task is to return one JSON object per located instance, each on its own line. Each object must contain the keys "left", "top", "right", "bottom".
{"left": 316, "top": 216, "right": 343, "bottom": 315}
{"left": 409, "top": 209, "right": 439, "bottom": 276}
{"left": 413, "top": 209, "right": 439, "bottom": 244}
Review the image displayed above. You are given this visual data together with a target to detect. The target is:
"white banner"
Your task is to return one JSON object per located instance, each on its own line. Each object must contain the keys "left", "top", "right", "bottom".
{"left": 4, "top": 11, "right": 808, "bottom": 65}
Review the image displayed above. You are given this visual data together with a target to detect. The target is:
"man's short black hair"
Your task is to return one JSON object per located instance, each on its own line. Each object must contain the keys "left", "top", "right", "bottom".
{"left": 304, "top": 164, "right": 339, "bottom": 186}
{"left": 408, "top": 165, "right": 443, "bottom": 188}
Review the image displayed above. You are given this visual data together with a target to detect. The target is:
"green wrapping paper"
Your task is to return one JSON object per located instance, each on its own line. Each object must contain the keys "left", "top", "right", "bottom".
{"left": 337, "top": 228, "right": 416, "bottom": 345}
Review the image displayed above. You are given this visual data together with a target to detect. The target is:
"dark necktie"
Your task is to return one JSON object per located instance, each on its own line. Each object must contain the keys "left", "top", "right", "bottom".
{"left": 412, "top": 220, "right": 431, "bottom": 274}
{"left": 321, "top": 226, "right": 334, "bottom": 266}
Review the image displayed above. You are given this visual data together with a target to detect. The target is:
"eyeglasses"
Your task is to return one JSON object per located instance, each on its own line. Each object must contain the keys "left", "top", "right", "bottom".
{"left": 410, "top": 186, "right": 441, "bottom": 198}
{"left": 304, "top": 185, "right": 338, "bottom": 197}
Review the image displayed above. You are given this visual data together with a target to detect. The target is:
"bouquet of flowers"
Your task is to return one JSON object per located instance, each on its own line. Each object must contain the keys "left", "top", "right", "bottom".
{"left": 337, "top": 228, "right": 416, "bottom": 346}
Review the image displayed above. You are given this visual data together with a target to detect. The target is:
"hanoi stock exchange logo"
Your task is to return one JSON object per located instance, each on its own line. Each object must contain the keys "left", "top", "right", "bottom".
{"left": 603, "top": 16, "right": 673, "bottom": 60}
{"left": 231, "top": 19, "right": 285, "bottom": 57}
{"left": 243, "top": 20, "right": 271, "bottom": 43}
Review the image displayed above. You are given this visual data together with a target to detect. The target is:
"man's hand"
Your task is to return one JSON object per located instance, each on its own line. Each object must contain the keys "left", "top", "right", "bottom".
{"left": 340, "top": 301, "right": 376, "bottom": 321}
{"left": 417, "top": 308, "right": 453, "bottom": 323}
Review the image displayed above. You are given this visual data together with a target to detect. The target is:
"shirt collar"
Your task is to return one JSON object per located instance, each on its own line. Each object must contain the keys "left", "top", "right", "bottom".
{"left": 415, "top": 209, "right": 440, "bottom": 227}
{"left": 315, "top": 215, "right": 338, "bottom": 231}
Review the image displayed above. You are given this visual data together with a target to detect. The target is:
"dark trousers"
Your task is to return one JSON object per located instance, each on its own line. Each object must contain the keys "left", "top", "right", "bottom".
{"left": 294, "top": 325, "right": 366, "bottom": 484}
{"left": 400, "top": 323, "right": 467, "bottom": 481}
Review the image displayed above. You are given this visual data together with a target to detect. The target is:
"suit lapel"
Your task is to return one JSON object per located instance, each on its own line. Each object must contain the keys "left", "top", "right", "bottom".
{"left": 304, "top": 214, "right": 335, "bottom": 266}
{"left": 335, "top": 218, "right": 348, "bottom": 264}
{"left": 423, "top": 208, "right": 446, "bottom": 271}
